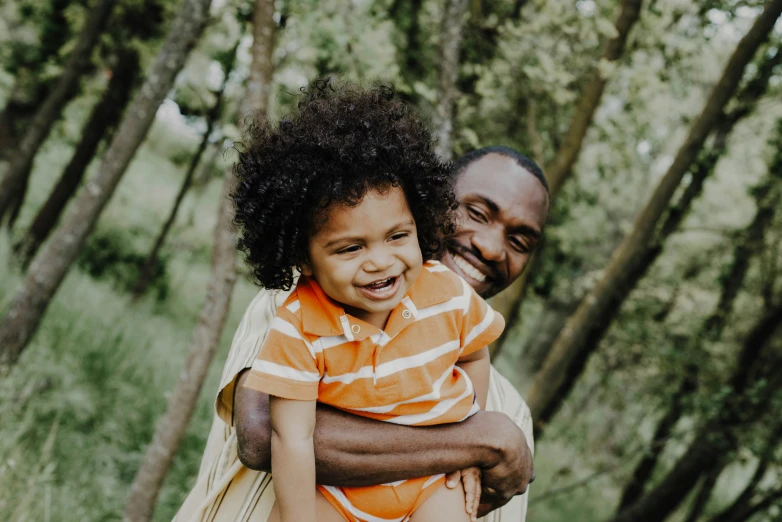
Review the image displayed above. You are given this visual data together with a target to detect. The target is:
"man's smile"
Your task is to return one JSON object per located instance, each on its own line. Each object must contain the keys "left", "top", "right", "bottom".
{"left": 452, "top": 253, "right": 487, "bottom": 283}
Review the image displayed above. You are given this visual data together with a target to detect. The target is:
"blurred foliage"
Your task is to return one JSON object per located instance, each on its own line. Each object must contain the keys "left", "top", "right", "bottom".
{"left": 1, "top": 0, "right": 782, "bottom": 521}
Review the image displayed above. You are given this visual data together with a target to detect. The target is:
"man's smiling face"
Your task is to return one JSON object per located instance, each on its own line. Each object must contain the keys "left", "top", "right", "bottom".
{"left": 442, "top": 153, "right": 549, "bottom": 299}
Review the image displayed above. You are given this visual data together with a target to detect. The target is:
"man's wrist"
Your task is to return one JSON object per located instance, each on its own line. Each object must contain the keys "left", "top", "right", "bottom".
{"left": 466, "top": 410, "right": 509, "bottom": 470}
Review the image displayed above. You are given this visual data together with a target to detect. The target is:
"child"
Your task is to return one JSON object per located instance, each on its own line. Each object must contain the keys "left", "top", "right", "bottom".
{"left": 232, "top": 80, "right": 504, "bottom": 522}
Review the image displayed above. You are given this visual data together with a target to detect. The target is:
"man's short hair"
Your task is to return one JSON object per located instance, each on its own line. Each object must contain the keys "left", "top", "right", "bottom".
{"left": 453, "top": 146, "right": 549, "bottom": 193}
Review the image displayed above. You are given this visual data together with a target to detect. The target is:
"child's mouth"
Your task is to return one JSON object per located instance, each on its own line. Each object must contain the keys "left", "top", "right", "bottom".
{"left": 358, "top": 276, "right": 401, "bottom": 300}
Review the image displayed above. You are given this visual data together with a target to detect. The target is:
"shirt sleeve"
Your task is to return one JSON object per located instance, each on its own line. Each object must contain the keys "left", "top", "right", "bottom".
{"left": 215, "top": 288, "right": 291, "bottom": 425}
{"left": 243, "top": 306, "right": 322, "bottom": 401}
{"left": 458, "top": 277, "right": 505, "bottom": 357}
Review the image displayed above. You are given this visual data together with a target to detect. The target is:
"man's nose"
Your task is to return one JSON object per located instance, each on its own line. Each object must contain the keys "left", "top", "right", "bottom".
{"left": 472, "top": 227, "right": 506, "bottom": 263}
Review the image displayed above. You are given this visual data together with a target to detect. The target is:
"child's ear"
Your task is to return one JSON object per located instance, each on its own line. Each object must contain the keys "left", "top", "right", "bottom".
{"left": 299, "top": 262, "right": 313, "bottom": 277}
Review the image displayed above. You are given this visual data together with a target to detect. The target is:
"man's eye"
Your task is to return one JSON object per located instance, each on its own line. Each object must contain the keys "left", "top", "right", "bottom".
{"left": 467, "top": 206, "right": 487, "bottom": 223}
{"left": 510, "top": 237, "right": 531, "bottom": 254}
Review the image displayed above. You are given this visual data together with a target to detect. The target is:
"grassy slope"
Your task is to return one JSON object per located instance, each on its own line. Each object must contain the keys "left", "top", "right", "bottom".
{"left": 0, "top": 113, "right": 258, "bottom": 521}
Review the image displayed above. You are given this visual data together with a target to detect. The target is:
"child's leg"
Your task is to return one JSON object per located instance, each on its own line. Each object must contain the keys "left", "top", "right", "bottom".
{"left": 266, "top": 490, "right": 346, "bottom": 522}
{"left": 409, "top": 484, "right": 471, "bottom": 522}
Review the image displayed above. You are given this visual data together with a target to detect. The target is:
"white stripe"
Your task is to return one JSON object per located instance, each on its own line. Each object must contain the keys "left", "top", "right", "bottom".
{"left": 376, "top": 340, "right": 460, "bottom": 379}
{"left": 340, "top": 315, "right": 354, "bottom": 341}
{"left": 422, "top": 473, "right": 446, "bottom": 489}
{"left": 459, "top": 277, "right": 472, "bottom": 315}
{"left": 463, "top": 306, "right": 496, "bottom": 350}
{"left": 320, "top": 486, "right": 407, "bottom": 522}
{"left": 321, "top": 340, "right": 460, "bottom": 385}
{"left": 425, "top": 263, "right": 449, "bottom": 272}
{"left": 384, "top": 367, "right": 474, "bottom": 425}
{"left": 251, "top": 360, "right": 320, "bottom": 382}
{"left": 416, "top": 294, "right": 470, "bottom": 321}
{"left": 460, "top": 400, "right": 481, "bottom": 421}
{"left": 321, "top": 365, "right": 375, "bottom": 385}
{"left": 318, "top": 333, "right": 351, "bottom": 350}
{"left": 285, "top": 300, "right": 301, "bottom": 313}
{"left": 402, "top": 297, "right": 419, "bottom": 319}
{"left": 350, "top": 366, "right": 454, "bottom": 414}
{"left": 271, "top": 317, "right": 319, "bottom": 358}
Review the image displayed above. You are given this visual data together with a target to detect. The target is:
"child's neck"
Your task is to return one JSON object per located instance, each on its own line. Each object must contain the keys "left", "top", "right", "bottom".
{"left": 344, "top": 306, "right": 392, "bottom": 331}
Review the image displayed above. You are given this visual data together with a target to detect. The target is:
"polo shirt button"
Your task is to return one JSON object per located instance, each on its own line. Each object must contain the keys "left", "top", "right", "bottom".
{"left": 402, "top": 310, "right": 412, "bottom": 319}
{"left": 351, "top": 324, "right": 360, "bottom": 334}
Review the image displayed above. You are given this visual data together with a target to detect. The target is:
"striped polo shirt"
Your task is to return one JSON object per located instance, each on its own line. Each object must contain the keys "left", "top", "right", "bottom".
{"left": 244, "top": 261, "right": 504, "bottom": 425}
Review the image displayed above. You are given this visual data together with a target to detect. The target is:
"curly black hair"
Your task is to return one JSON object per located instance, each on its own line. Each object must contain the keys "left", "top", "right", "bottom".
{"left": 232, "top": 79, "right": 458, "bottom": 290}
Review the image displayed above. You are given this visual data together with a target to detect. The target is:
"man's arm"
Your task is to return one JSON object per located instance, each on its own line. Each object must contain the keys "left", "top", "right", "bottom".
{"left": 234, "top": 369, "right": 532, "bottom": 494}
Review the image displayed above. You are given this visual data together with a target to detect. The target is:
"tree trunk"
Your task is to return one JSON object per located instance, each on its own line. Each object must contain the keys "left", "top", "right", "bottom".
{"left": 683, "top": 459, "right": 728, "bottom": 522}
{"left": 433, "top": 0, "right": 469, "bottom": 159}
{"left": 13, "top": 47, "right": 141, "bottom": 265}
{"left": 121, "top": 1, "right": 276, "bottom": 519}
{"left": 487, "top": 0, "right": 644, "bottom": 346}
{"left": 708, "top": 429, "right": 777, "bottom": 522}
{"left": 545, "top": 0, "right": 643, "bottom": 197}
{"left": 504, "top": 40, "right": 782, "bottom": 404}
{"left": 611, "top": 301, "right": 782, "bottom": 522}
{"left": 133, "top": 44, "right": 236, "bottom": 298}
{"left": 0, "top": 0, "right": 116, "bottom": 225}
{"left": 0, "top": 0, "right": 213, "bottom": 371}
{"left": 0, "top": 0, "right": 72, "bottom": 159}
{"left": 121, "top": 172, "right": 238, "bottom": 522}
{"left": 616, "top": 379, "right": 692, "bottom": 510}
{"left": 526, "top": 0, "right": 782, "bottom": 429}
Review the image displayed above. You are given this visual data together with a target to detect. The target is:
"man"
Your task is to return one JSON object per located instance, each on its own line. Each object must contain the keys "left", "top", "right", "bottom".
{"left": 174, "top": 146, "right": 549, "bottom": 522}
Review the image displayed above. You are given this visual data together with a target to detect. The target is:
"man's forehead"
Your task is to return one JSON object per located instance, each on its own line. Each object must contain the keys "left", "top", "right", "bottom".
{"left": 456, "top": 153, "right": 549, "bottom": 225}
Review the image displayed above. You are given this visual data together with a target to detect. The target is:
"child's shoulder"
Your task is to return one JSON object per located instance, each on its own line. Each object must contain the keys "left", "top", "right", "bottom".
{"left": 421, "top": 260, "right": 471, "bottom": 298}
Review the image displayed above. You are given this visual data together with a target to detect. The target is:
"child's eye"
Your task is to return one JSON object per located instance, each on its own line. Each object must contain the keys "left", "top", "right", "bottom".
{"left": 338, "top": 245, "right": 361, "bottom": 254}
{"left": 389, "top": 233, "right": 408, "bottom": 241}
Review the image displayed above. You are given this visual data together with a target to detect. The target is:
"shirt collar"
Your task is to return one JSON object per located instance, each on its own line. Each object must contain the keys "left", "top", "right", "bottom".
{"left": 296, "top": 261, "right": 454, "bottom": 338}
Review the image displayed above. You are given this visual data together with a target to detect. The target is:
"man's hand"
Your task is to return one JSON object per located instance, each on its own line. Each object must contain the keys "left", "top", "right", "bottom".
{"left": 476, "top": 412, "right": 535, "bottom": 517}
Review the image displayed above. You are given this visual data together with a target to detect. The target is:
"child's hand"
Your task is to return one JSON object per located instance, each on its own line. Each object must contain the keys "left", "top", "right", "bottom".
{"left": 461, "top": 467, "right": 482, "bottom": 521}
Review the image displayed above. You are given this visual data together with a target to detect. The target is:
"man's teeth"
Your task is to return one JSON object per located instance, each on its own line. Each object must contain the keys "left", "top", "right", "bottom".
{"left": 454, "top": 255, "right": 487, "bottom": 283}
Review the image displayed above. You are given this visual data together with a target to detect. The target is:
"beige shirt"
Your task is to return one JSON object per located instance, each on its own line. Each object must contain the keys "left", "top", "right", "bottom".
{"left": 173, "top": 288, "right": 534, "bottom": 522}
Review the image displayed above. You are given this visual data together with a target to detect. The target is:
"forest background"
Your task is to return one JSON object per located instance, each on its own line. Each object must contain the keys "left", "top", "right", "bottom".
{"left": 1, "top": 0, "right": 781, "bottom": 521}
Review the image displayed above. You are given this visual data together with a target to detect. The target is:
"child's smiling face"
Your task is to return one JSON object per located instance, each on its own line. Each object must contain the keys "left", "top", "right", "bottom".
{"left": 302, "top": 186, "right": 423, "bottom": 328}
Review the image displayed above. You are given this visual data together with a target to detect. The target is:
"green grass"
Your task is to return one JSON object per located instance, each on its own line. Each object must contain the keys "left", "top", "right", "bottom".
{"left": 0, "top": 111, "right": 257, "bottom": 521}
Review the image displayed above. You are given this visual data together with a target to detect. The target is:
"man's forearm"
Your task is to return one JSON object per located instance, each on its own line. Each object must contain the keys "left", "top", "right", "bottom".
{"left": 313, "top": 405, "right": 500, "bottom": 486}
{"left": 235, "top": 370, "right": 503, "bottom": 486}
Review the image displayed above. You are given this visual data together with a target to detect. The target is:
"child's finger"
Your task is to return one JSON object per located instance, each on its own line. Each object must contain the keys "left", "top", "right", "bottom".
{"left": 446, "top": 470, "right": 461, "bottom": 488}
{"left": 463, "top": 478, "right": 475, "bottom": 515}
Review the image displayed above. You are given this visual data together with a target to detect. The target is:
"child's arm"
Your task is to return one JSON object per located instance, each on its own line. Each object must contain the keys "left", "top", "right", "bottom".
{"left": 457, "top": 346, "right": 490, "bottom": 409}
{"left": 270, "top": 396, "right": 317, "bottom": 522}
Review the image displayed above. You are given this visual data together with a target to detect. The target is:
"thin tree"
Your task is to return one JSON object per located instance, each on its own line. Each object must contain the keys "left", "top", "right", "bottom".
{"left": 616, "top": 106, "right": 782, "bottom": 513}
{"left": 526, "top": 0, "right": 782, "bottom": 429}
{"left": 132, "top": 44, "right": 238, "bottom": 298}
{"left": 121, "top": 1, "right": 276, "bottom": 520}
{"left": 515, "top": 42, "right": 781, "bottom": 393}
{"left": 489, "top": 0, "right": 643, "bottom": 358}
{"left": 433, "top": 0, "right": 469, "bottom": 159}
{"left": 0, "top": 0, "right": 116, "bottom": 225}
{"left": 13, "top": 46, "right": 142, "bottom": 265}
{"left": 0, "top": 0, "right": 214, "bottom": 370}
{"left": 611, "top": 298, "right": 782, "bottom": 522}
{"left": 0, "top": 0, "right": 72, "bottom": 159}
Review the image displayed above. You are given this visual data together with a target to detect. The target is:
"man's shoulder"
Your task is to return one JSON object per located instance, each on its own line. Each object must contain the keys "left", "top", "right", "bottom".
{"left": 214, "top": 285, "right": 296, "bottom": 425}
